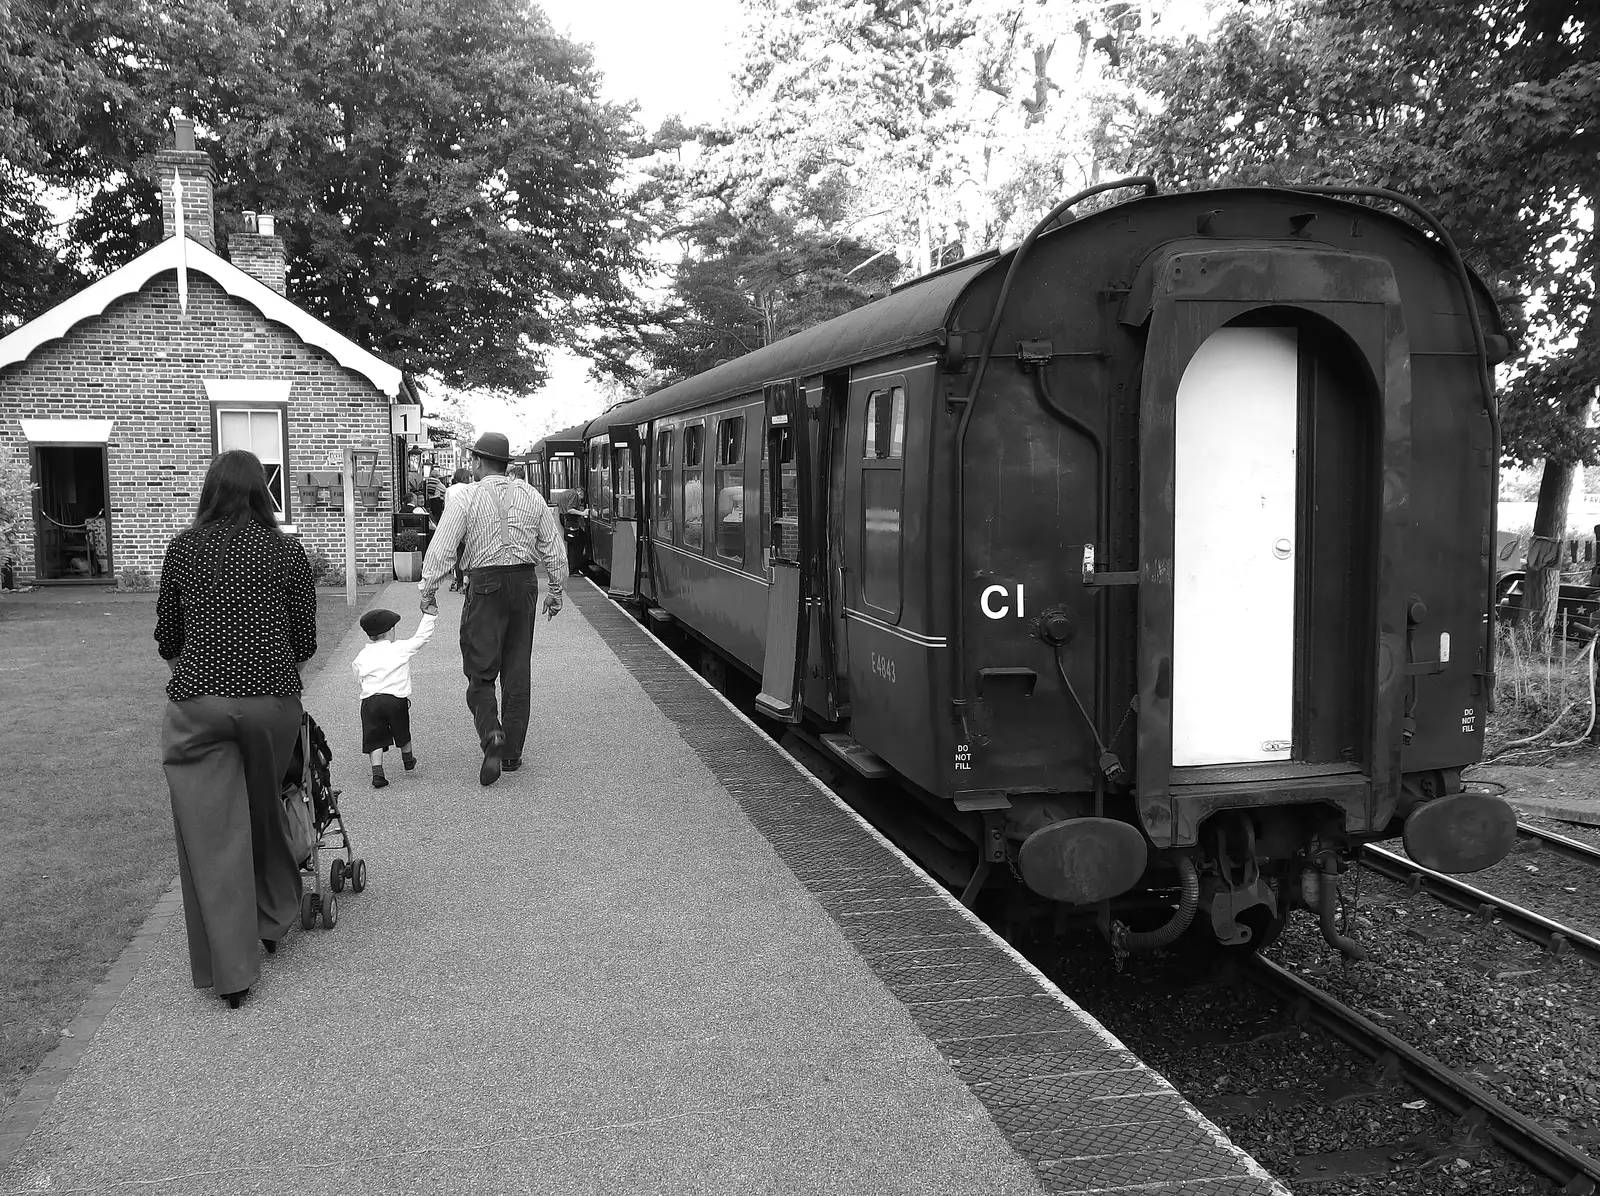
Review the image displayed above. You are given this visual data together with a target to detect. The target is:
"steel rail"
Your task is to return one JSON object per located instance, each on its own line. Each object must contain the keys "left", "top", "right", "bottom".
{"left": 1246, "top": 955, "right": 1600, "bottom": 1195}
{"left": 1519, "top": 821, "right": 1600, "bottom": 869}
{"left": 1361, "top": 844, "right": 1600, "bottom": 967}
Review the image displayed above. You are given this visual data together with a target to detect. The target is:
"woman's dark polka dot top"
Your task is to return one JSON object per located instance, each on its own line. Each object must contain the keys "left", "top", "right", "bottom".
{"left": 154, "top": 521, "right": 318, "bottom": 702}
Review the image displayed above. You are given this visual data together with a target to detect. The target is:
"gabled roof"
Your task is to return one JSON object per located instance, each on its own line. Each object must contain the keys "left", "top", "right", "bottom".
{"left": 0, "top": 236, "right": 404, "bottom": 398}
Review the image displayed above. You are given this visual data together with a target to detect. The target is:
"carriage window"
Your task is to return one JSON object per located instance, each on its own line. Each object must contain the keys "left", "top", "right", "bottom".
{"left": 861, "top": 385, "right": 904, "bottom": 614}
{"left": 765, "top": 424, "right": 797, "bottom": 561}
{"left": 614, "top": 446, "right": 635, "bottom": 520}
{"left": 591, "top": 440, "right": 612, "bottom": 520}
{"left": 682, "top": 423, "right": 704, "bottom": 550}
{"left": 716, "top": 415, "right": 744, "bottom": 562}
{"left": 864, "top": 387, "right": 905, "bottom": 459}
{"left": 654, "top": 429, "right": 674, "bottom": 542}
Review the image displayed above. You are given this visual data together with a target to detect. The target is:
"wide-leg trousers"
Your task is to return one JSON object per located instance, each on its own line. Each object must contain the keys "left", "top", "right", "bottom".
{"left": 161, "top": 695, "right": 303, "bottom": 994}
{"left": 460, "top": 564, "right": 538, "bottom": 760}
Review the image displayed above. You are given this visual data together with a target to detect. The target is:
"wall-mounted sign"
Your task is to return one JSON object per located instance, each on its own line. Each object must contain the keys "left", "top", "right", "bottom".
{"left": 391, "top": 405, "right": 424, "bottom": 437}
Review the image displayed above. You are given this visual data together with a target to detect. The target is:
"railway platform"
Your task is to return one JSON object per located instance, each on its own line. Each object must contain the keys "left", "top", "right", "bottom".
{"left": 0, "top": 578, "right": 1286, "bottom": 1195}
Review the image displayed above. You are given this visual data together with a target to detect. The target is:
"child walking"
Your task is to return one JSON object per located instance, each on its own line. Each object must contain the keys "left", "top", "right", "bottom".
{"left": 353, "top": 598, "right": 437, "bottom": 788}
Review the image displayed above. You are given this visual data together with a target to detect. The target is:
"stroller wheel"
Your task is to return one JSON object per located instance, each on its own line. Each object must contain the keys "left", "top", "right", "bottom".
{"left": 300, "top": 892, "right": 319, "bottom": 931}
{"left": 321, "top": 892, "right": 339, "bottom": 929}
{"left": 351, "top": 859, "right": 367, "bottom": 893}
{"left": 330, "top": 858, "right": 346, "bottom": 893}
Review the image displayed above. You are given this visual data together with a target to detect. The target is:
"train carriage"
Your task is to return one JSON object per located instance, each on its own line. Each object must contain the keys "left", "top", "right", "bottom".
{"left": 574, "top": 180, "right": 1519, "bottom": 958}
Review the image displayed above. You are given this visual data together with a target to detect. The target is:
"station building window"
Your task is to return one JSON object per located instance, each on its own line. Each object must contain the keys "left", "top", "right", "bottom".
{"left": 716, "top": 415, "right": 744, "bottom": 563}
{"left": 654, "top": 428, "right": 674, "bottom": 542}
{"left": 682, "top": 423, "right": 704, "bottom": 550}
{"left": 861, "top": 385, "right": 905, "bottom": 614}
{"left": 214, "top": 405, "right": 289, "bottom": 521}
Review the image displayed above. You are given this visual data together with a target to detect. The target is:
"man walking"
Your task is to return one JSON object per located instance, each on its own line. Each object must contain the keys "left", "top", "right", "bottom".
{"left": 419, "top": 432, "right": 568, "bottom": 786}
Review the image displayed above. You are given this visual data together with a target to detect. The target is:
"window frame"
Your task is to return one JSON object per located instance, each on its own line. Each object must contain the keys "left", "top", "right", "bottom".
{"left": 653, "top": 427, "right": 675, "bottom": 543}
{"left": 714, "top": 412, "right": 746, "bottom": 564}
{"left": 680, "top": 420, "right": 706, "bottom": 551}
{"left": 208, "top": 399, "right": 292, "bottom": 527}
{"left": 858, "top": 382, "right": 907, "bottom": 619}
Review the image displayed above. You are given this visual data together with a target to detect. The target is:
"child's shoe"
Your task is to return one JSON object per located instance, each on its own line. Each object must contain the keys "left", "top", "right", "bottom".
{"left": 402, "top": 751, "right": 417, "bottom": 771}
{"left": 372, "top": 766, "right": 388, "bottom": 789}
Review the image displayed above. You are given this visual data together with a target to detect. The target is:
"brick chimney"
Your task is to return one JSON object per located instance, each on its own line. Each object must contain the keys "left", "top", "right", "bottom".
{"left": 228, "top": 210, "right": 287, "bottom": 296}
{"left": 153, "top": 117, "right": 217, "bottom": 251}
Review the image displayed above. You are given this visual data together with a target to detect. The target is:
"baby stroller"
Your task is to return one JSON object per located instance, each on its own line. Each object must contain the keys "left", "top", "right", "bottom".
{"left": 282, "top": 712, "right": 367, "bottom": 930}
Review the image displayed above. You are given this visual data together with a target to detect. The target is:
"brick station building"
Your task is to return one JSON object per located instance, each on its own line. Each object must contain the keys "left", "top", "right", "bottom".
{"left": 0, "top": 120, "right": 421, "bottom": 586}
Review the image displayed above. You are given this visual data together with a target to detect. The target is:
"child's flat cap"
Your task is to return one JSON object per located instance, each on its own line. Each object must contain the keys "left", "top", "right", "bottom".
{"left": 360, "top": 608, "right": 402, "bottom": 637}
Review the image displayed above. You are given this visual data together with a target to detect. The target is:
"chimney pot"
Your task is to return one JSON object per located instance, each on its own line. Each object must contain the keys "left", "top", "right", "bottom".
{"left": 174, "top": 116, "right": 196, "bottom": 152}
{"left": 242, "top": 210, "right": 258, "bottom": 233}
{"left": 258, "top": 214, "right": 276, "bottom": 236}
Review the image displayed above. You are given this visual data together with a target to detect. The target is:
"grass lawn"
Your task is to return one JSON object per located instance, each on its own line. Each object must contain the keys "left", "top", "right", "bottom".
{"left": 0, "top": 583, "right": 380, "bottom": 1114}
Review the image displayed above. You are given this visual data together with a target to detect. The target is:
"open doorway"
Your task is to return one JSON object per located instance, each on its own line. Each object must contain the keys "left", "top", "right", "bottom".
{"left": 32, "top": 445, "right": 112, "bottom": 582}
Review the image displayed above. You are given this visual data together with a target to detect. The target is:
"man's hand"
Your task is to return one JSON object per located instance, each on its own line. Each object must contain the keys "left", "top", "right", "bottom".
{"left": 420, "top": 587, "right": 438, "bottom": 615}
{"left": 542, "top": 590, "right": 563, "bottom": 619}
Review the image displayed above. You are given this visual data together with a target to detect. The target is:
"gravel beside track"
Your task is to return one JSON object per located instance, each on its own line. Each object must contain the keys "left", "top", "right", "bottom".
{"left": 1019, "top": 816, "right": 1600, "bottom": 1194}
{"left": 1030, "top": 925, "right": 1559, "bottom": 1194}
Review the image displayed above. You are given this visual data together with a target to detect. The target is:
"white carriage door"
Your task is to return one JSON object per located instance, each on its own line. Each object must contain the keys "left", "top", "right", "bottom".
{"left": 1171, "top": 326, "right": 1299, "bottom": 767}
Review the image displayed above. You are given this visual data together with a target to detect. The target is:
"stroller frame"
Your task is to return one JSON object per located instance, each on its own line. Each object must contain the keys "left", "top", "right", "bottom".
{"left": 286, "top": 711, "right": 367, "bottom": 930}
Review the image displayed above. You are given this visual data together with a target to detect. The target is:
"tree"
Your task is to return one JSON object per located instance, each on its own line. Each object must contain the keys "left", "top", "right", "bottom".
{"left": 0, "top": 0, "right": 157, "bottom": 331}
{"left": 618, "top": 117, "right": 901, "bottom": 386}
{"left": 2, "top": 0, "right": 655, "bottom": 395}
{"left": 1104, "top": 0, "right": 1599, "bottom": 635}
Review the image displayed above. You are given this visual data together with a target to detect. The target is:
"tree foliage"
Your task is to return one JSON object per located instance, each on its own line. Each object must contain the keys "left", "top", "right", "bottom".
{"left": 1, "top": 0, "right": 653, "bottom": 395}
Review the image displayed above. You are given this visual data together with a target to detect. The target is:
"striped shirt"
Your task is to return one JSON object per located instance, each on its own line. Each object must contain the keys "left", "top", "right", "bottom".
{"left": 419, "top": 473, "right": 568, "bottom": 592}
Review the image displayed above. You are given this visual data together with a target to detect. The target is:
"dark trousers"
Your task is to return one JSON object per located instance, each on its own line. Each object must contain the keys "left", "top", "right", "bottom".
{"left": 161, "top": 695, "right": 303, "bottom": 993}
{"left": 460, "top": 564, "right": 538, "bottom": 759}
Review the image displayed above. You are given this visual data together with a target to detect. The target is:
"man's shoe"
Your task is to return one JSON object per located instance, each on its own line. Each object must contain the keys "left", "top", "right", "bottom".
{"left": 479, "top": 732, "right": 505, "bottom": 786}
{"left": 502, "top": 757, "right": 522, "bottom": 772}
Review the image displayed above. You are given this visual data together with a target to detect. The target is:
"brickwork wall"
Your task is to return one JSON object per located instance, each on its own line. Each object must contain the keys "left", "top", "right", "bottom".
{"left": 151, "top": 150, "right": 217, "bottom": 251}
{"left": 0, "top": 271, "right": 398, "bottom": 585}
{"left": 226, "top": 232, "right": 286, "bottom": 295}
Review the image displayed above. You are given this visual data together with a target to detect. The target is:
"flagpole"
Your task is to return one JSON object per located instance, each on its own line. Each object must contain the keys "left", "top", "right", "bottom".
{"left": 171, "top": 169, "right": 188, "bottom": 316}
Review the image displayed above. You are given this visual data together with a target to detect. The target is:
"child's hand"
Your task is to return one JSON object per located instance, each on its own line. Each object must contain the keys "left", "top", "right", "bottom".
{"left": 422, "top": 592, "right": 439, "bottom": 616}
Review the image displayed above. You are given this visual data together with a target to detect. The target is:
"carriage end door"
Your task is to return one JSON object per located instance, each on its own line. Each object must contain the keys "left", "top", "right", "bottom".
{"left": 607, "top": 425, "right": 644, "bottom": 600}
{"left": 756, "top": 380, "right": 811, "bottom": 721}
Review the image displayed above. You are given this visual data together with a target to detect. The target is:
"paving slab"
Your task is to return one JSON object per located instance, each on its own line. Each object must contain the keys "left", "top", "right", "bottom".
{"left": 0, "top": 576, "right": 1286, "bottom": 1196}
{"left": 1468, "top": 762, "right": 1600, "bottom": 826}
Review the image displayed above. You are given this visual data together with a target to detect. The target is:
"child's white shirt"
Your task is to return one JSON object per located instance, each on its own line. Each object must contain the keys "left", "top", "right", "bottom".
{"left": 352, "top": 613, "right": 436, "bottom": 700}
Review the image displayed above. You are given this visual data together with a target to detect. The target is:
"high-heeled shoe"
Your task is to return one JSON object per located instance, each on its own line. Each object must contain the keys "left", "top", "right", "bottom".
{"left": 222, "top": 988, "right": 250, "bottom": 1009}
{"left": 262, "top": 939, "right": 277, "bottom": 954}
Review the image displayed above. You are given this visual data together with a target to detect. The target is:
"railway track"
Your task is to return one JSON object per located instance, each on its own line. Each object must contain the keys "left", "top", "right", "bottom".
{"left": 1518, "top": 821, "right": 1600, "bottom": 869}
{"left": 1243, "top": 955, "right": 1600, "bottom": 1196}
{"left": 1360, "top": 843, "right": 1600, "bottom": 966}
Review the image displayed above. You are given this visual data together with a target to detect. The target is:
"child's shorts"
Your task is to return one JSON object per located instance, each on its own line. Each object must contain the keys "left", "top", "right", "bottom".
{"left": 360, "top": 694, "right": 412, "bottom": 755}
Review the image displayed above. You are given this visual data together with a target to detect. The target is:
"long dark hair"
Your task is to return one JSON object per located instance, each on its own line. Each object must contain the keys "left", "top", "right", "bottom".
{"left": 192, "top": 450, "right": 281, "bottom": 581}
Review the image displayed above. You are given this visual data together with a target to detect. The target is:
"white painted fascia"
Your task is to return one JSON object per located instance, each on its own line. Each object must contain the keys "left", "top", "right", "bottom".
{"left": 18, "top": 418, "right": 115, "bottom": 444}
{"left": 203, "top": 379, "right": 293, "bottom": 405}
{"left": 0, "top": 238, "right": 403, "bottom": 398}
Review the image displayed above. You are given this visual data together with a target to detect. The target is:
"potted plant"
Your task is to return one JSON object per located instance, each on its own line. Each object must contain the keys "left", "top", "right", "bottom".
{"left": 392, "top": 529, "right": 426, "bottom": 581}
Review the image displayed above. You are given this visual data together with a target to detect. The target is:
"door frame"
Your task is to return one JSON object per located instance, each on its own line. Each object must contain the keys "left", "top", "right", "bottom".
{"left": 29, "top": 441, "right": 114, "bottom": 585}
{"left": 607, "top": 423, "right": 645, "bottom": 600}
{"left": 1125, "top": 245, "right": 1411, "bottom": 847}
{"left": 754, "top": 379, "right": 811, "bottom": 721}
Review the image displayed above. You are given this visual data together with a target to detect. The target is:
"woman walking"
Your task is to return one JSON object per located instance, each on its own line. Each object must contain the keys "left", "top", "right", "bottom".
{"left": 154, "top": 450, "right": 317, "bottom": 1007}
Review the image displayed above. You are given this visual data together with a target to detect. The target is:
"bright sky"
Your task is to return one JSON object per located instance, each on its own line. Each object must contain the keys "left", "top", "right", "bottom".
{"left": 454, "top": 0, "right": 746, "bottom": 450}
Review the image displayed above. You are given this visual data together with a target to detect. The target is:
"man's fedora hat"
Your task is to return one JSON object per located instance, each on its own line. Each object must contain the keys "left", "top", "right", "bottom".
{"left": 470, "top": 432, "right": 513, "bottom": 463}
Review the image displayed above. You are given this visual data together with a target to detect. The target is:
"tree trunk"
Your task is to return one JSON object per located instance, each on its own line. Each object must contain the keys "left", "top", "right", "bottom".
{"left": 1522, "top": 457, "right": 1576, "bottom": 643}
